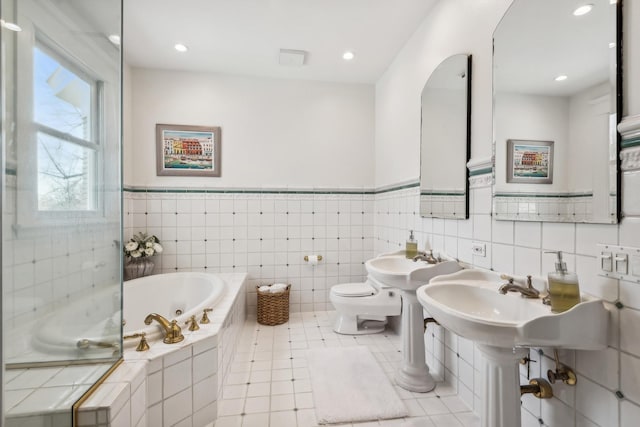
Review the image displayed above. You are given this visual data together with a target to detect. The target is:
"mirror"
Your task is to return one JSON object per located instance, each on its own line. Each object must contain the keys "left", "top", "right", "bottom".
{"left": 420, "top": 54, "right": 471, "bottom": 219}
{"left": 492, "top": 0, "right": 621, "bottom": 223}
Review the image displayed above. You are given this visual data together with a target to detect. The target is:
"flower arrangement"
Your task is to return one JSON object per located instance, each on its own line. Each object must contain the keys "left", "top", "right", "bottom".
{"left": 124, "top": 232, "right": 163, "bottom": 260}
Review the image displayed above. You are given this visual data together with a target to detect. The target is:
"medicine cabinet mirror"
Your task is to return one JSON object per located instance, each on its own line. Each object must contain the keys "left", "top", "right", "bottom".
{"left": 419, "top": 54, "right": 471, "bottom": 219}
{"left": 492, "top": 0, "right": 621, "bottom": 223}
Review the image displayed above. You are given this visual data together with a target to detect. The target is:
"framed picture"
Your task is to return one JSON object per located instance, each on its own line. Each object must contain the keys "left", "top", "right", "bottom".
{"left": 156, "top": 124, "right": 221, "bottom": 177}
{"left": 506, "top": 139, "right": 554, "bottom": 184}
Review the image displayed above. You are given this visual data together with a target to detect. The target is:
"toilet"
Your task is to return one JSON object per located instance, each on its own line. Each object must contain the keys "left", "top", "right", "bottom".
{"left": 329, "top": 277, "right": 401, "bottom": 335}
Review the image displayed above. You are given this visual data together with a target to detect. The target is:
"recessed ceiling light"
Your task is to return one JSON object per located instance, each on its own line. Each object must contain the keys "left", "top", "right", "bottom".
{"left": 573, "top": 4, "right": 593, "bottom": 16}
{"left": 1, "top": 20, "right": 22, "bottom": 32}
{"left": 555, "top": 75, "right": 568, "bottom": 82}
{"left": 108, "top": 34, "right": 121, "bottom": 45}
{"left": 174, "top": 43, "right": 188, "bottom": 52}
{"left": 342, "top": 51, "right": 355, "bottom": 61}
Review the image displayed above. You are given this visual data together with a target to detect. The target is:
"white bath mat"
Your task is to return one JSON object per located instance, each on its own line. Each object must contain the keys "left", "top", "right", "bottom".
{"left": 307, "top": 346, "right": 408, "bottom": 424}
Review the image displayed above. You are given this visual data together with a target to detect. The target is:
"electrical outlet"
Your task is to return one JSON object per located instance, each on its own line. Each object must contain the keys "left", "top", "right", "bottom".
{"left": 472, "top": 242, "right": 486, "bottom": 257}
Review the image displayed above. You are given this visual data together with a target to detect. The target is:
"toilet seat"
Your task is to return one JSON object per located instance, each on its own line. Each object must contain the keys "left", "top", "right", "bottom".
{"left": 332, "top": 283, "right": 375, "bottom": 297}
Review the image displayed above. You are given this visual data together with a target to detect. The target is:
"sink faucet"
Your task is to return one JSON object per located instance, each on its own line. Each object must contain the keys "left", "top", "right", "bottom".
{"left": 498, "top": 275, "right": 540, "bottom": 299}
{"left": 413, "top": 249, "right": 439, "bottom": 264}
{"left": 144, "top": 313, "right": 185, "bottom": 344}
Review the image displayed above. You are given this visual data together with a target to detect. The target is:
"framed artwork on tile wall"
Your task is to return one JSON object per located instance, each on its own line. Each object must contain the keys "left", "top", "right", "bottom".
{"left": 156, "top": 124, "right": 221, "bottom": 177}
{"left": 506, "top": 139, "right": 553, "bottom": 184}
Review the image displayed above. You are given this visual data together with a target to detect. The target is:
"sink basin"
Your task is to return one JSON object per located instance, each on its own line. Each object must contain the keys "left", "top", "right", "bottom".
{"left": 417, "top": 268, "right": 609, "bottom": 427}
{"left": 417, "top": 269, "right": 608, "bottom": 350}
{"left": 365, "top": 255, "right": 461, "bottom": 291}
{"left": 363, "top": 252, "right": 463, "bottom": 392}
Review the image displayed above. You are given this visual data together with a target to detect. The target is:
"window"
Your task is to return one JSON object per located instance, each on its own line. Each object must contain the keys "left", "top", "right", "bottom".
{"left": 32, "top": 42, "right": 101, "bottom": 212}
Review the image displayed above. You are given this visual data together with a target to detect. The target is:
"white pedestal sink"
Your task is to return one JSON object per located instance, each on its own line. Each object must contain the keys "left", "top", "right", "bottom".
{"left": 416, "top": 269, "right": 609, "bottom": 427}
{"left": 365, "top": 254, "right": 462, "bottom": 392}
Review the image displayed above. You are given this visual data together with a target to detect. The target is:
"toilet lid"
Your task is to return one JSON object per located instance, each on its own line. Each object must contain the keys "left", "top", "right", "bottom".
{"left": 332, "top": 283, "right": 375, "bottom": 297}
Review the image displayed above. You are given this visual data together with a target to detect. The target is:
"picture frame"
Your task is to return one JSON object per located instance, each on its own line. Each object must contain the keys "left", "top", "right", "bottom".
{"left": 506, "top": 139, "right": 554, "bottom": 184}
{"left": 156, "top": 124, "right": 221, "bottom": 177}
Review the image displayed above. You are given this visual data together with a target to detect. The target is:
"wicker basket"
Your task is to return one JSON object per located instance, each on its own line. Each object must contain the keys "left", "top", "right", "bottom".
{"left": 256, "top": 284, "right": 291, "bottom": 326}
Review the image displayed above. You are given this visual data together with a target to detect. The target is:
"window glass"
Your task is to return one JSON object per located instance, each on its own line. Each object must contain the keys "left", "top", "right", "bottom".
{"left": 33, "top": 45, "right": 98, "bottom": 211}
{"left": 36, "top": 132, "right": 96, "bottom": 210}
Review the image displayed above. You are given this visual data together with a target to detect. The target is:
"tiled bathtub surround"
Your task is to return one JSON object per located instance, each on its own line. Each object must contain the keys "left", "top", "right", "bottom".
{"left": 123, "top": 189, "right": 376, "bottom": 315}
{"left": 77, "top": 273, "right": 247, "bottom": 427}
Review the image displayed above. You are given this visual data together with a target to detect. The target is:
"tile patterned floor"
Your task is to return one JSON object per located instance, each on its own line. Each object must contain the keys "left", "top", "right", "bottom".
{"left": 215, "top": 311, "right": 480, "bottom": 427}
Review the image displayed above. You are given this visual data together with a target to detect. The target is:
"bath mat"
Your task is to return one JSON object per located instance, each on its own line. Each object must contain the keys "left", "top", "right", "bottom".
{"left": 307, "top": 346, "right": 408, "bottom": 424}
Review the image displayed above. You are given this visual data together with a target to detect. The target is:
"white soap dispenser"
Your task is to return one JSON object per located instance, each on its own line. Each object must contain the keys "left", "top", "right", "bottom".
{"left": 546, "top": 251, "right": 580, "bottom": 313}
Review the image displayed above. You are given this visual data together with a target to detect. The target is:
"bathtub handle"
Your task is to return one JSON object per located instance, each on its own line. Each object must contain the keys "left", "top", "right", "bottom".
{"left": 185, "top": 315, "right": 200, "bottom": 332}
{"left": 124, "top": 332, "right": 150, "bottom": 352}
{"left": 201, "top": 308, "right": 213, "bottom": 324}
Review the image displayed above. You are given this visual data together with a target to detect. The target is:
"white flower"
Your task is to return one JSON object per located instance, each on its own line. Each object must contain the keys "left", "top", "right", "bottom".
{"left": 130, "top": 250, "right": 142, "bottom": 258}
{"left": 144, "top": 248, "right": 155, "bottom": 256}
{"left": 153, "top": 243, "right": 163, "bottom": 253}
{"left": 125, "top": 241, "right": 139, "bottom": 251}
{"left": 146, "top": 241, "right": 154, "bottom": 248}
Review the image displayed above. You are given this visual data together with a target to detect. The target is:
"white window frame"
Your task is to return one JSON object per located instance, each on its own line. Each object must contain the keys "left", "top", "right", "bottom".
{"left": 32, "top": 39, "right": 104, "bottom": 215}
{"left": 15, "top": 14, "right": 112, "bottom": 230}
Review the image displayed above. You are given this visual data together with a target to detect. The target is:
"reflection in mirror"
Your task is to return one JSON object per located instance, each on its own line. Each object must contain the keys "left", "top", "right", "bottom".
{"left": 493, "top": 0, "right": 621, "bottom": 223}
{"left": 420, "top": 54, "right": 471, "bottom": 219}
{"left": 2, "top": 0, "right": 122, "bottom": 425}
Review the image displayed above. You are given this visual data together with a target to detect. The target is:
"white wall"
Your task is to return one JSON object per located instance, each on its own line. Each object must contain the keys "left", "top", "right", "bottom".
{"left": 421, "top": 87, "right": 467, "bottom": 191}
{"left": 127, "top": 68, "right": 375, "bottom": 189}
{"left": 375, "top": 0, "right": 511, "bottom": 187}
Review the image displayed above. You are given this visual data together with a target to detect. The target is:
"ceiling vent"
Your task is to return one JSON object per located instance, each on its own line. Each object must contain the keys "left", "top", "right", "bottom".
{"left": 279, "top": 49, "right": 307, "bottom": 67}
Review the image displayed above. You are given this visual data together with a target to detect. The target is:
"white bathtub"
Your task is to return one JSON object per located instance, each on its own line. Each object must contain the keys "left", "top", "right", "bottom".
{"left": 30, "top": 272, "right": 226, "bottom": 356}
{"left": 123, "top": 272, "right": 225, "bottom": 345}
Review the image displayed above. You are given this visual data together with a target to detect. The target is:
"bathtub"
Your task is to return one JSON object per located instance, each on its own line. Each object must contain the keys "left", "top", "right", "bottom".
{"left": 78, "top": 272, "right": 247, "bottom": 427}
{"left": 123, "top": 272, "right": 225, "bottom": 345}
{"left": 31, "top": 272, "right": 226, "bottom": 357}
{"left": 30, "top": 284, "right": 121, "bottom": 359}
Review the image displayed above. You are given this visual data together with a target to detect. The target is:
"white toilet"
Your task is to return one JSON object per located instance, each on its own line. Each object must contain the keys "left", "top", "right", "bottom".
{"left": 329, "top": 277, "right": 401, "bottom": 335}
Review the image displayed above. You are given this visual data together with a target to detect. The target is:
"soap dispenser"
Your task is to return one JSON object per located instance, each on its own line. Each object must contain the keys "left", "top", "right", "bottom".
{"left": 406, "top": 230, "right": 418, "bottom": 259}
{"left": 546, "top": 251, "right": 580, "bottom": 313}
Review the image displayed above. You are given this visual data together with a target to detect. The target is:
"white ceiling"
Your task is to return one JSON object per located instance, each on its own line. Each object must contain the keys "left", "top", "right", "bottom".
{"left": 123, "top": 0, "right": 439, "bottom": 84}
{"left": 494, "top": 0, "right": 616, "bottom": 96}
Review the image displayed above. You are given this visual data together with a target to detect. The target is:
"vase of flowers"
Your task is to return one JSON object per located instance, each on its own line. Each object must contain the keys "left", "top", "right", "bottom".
{"left": 123, "top": 232, "right": 163, "bottom": 280}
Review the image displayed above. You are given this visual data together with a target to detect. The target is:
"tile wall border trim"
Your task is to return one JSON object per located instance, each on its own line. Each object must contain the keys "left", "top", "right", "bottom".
{"left": 123, "top": 182, "right": 421, "bottom": 196}
{"left": 494, "top": 192, "right": 594, "bottom": 199}
{"left": 420, "top": 191, "right": 466, "bottom": 196}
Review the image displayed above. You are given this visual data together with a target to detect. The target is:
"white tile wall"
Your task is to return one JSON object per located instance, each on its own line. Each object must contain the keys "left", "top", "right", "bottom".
{"left": 373, "top": 176, "right": 640, "bottom": 427}
{"left": 124, "top": 190, "right": 376, "bottom": 315}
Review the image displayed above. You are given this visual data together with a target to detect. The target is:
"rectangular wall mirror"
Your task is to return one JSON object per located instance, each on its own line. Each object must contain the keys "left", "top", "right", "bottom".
{"left": 420, "top": 54, "right": 471, "bottom": 219}
{"left": 492, "top": 0, "right": 621, "bottom": 223}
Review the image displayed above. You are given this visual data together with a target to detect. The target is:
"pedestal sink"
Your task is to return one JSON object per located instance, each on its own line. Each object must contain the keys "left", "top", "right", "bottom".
{"left": 416, "top": 269, "right": 609, "bottom": 427}
{"left": 365, "top": 254, "right": 462, "bottom": 392}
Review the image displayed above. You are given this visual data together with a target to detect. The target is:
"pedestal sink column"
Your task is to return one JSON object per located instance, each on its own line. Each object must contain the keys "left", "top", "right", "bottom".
{"left": 395, "top": 289, "right": 435, "bottom": 392}
{"left": 477, "top": 344, "right": 528, "bottom": 427}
